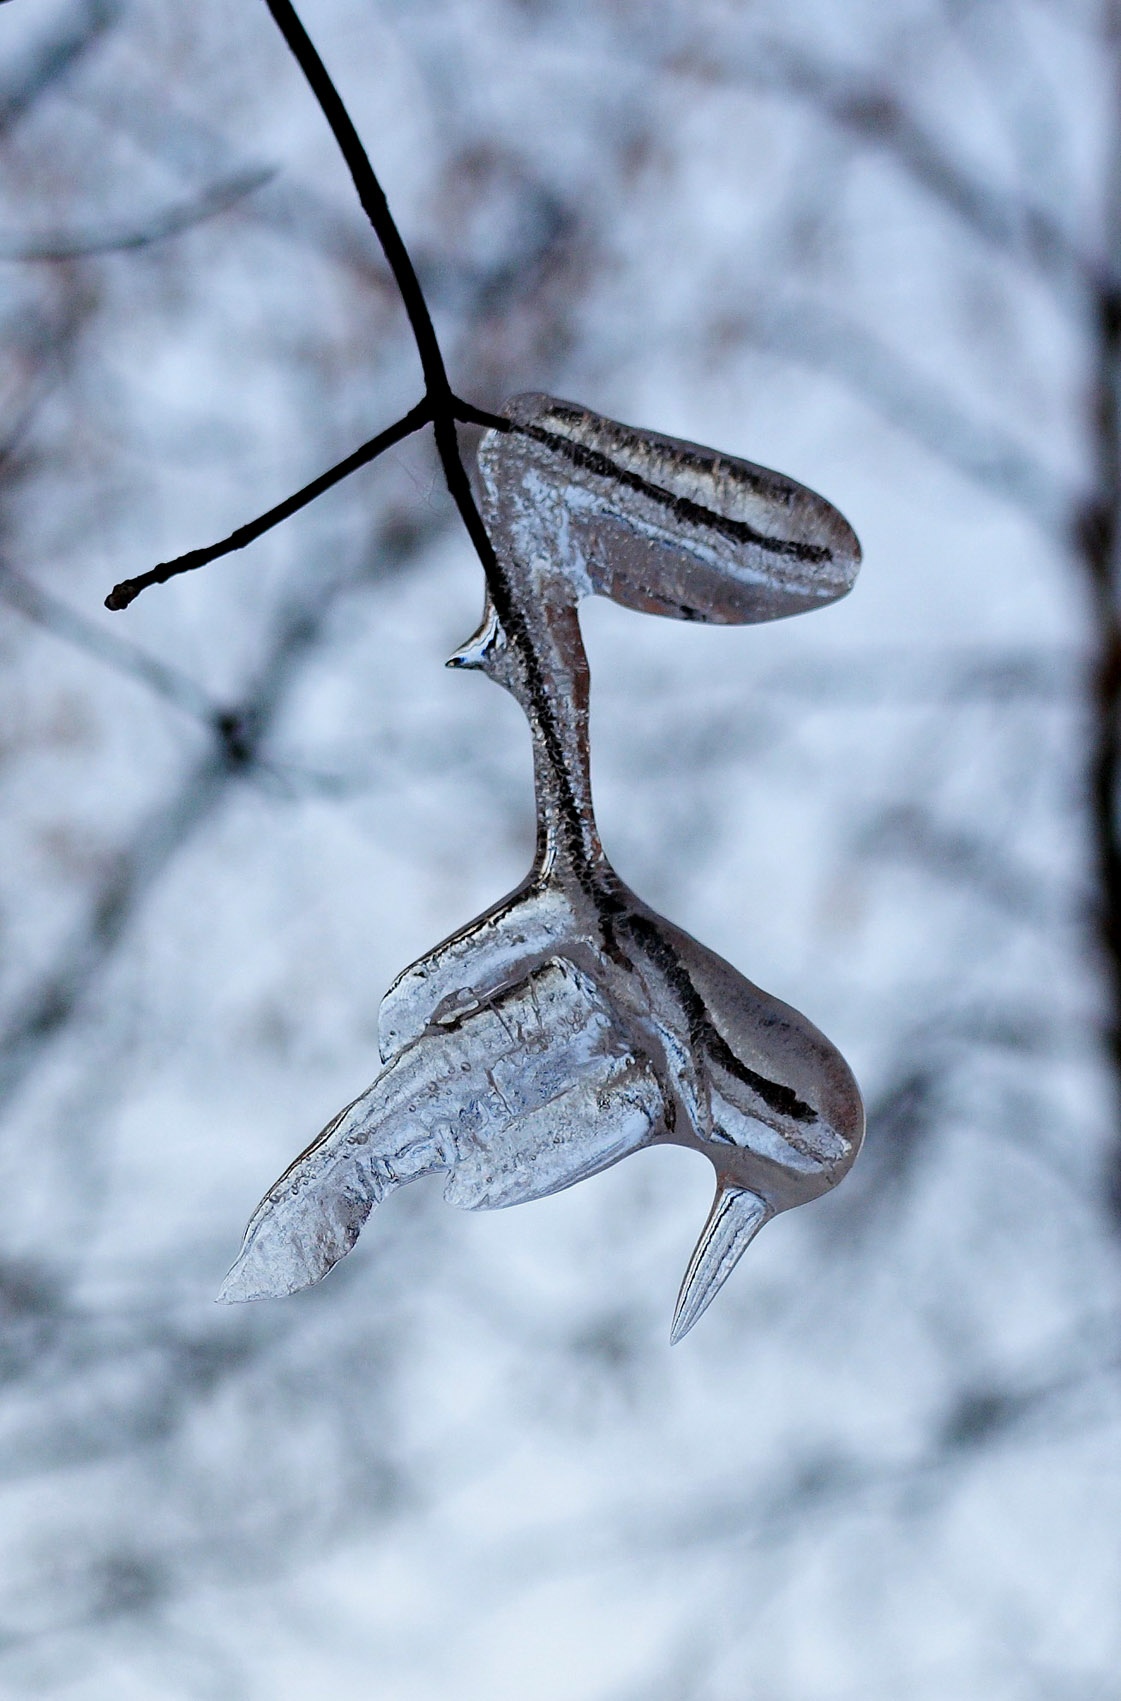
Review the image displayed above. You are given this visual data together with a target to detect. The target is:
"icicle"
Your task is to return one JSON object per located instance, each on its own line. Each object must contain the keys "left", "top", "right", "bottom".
{"left": 671, "top": 1186, "right": 771, "bottom": 1345}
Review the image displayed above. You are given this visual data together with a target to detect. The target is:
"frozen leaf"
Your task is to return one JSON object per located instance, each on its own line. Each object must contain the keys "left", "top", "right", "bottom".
{"left": 478, "top": 392, "right": 862, "bottom": 626}
{"left": 222, "top": 395, "right": 865, "bottom": 1339}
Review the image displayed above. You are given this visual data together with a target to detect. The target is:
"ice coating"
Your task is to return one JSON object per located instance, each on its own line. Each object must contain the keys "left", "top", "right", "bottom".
{"left": 479, "top": 392, "right": 862, "bottom": 625}
{"left": 221, "top": 394, "right": 865, "bottom": 1339}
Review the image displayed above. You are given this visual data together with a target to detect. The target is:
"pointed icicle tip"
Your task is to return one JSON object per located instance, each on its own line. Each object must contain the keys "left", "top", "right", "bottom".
{"left": 447, "top": 594, "right": 505, "bottom": 672}
{"left": 670, "top": 1184, "right": 771, "bottom": 1344}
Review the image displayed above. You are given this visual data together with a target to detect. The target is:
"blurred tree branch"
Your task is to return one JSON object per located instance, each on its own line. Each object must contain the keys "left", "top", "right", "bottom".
{"left": 0, "top": 163, "right": 274, "bottom": 261}
{"left": 677, "top": 31, "right": 1098, "bottom": 299}
{"left": 0, "top": 0, "right": 120, "bottom": 142}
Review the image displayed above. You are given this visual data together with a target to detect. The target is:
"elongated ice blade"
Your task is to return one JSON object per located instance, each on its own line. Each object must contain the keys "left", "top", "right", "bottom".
{"left": 670, "top": 1184, "right": 771, "bottom": 1344}
{"left": 220, "top": 957, "right": 661, "bottom": 1302}
{"left": 218, "top": 1043, "right": 452, "bottom": 1302}
{"left": 217, "top": 1097, "right": 383, "bottom": 1302}
{"left": 478, "top": 393, "right": 861, "bottom": 625}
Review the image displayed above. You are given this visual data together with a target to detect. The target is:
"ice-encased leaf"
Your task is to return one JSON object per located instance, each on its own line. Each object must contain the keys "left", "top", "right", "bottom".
{"left": 222, "top": 393, "right": 865, "bottom": 1338}
{"left": 220, "top": 958, "right": 662, "bottom": 1299}
{"left": 437, "top": 957, "right": 661, "bottom": 1209}
{"left": 477, "top": 392, "right": 862, "bottom": 624}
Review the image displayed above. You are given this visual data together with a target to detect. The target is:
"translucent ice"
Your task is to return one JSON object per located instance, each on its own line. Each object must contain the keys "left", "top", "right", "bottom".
{"left": 221, "top": 394, "right": 864, "bottom": 1340}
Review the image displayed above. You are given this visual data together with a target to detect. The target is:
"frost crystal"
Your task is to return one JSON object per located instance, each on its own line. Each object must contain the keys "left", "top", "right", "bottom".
{"left": 220, "top": 394, "right": 865, "bottom": 1339}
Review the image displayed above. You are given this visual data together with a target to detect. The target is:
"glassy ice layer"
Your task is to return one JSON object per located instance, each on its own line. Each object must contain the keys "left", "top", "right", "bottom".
{"left": 221, "top": 394, "right": 865, "bottom": 1340}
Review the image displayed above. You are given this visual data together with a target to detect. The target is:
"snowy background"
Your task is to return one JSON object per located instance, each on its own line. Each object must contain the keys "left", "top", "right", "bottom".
{"left": 0, "top": 1, "right": 1118, "bottom": 1696}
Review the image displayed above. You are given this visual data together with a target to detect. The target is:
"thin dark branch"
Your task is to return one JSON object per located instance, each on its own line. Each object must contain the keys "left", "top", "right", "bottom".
{"left": 1076, "top": 27, "right": 1121, "bottom": 1217}
{"left": 261, "top": 0, "right": 451, "bottom": 401}
{"left": 105, "top": 0, "right": 511, "bottom": 614}
{"left": 105, "top": 400, "right": 430, "bottom": 610}
{"left": 454, "top": 399, "right": 511, "bottom": 432}
{"left": 0, "top": 166, "right": 275, "bottom": 262}
{"left": 258, "top": 0, "right": 516, "bottom": 610}
{"left": 94, "top": 0, "right": 694, "bottom": 886}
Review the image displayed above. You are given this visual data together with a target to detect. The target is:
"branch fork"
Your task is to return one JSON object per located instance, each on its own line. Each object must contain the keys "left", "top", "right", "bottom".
{"left": 105, "top": 0, "right": 507, "bottom": 616}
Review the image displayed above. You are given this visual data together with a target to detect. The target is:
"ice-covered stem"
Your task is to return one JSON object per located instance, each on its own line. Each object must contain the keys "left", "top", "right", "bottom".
{"left": 499, "top": 589, "right": 603, "bottom": 880}
{"left": 523, "top": 600, "right": 602, "bottom": 878}
{"left": 450, "top": 579, "right": 604, "bottom": 880}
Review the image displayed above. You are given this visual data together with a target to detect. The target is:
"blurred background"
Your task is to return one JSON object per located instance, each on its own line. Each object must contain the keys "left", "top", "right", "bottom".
{"left": 0, "top": 0, "right": 1118, "bottom": 1695}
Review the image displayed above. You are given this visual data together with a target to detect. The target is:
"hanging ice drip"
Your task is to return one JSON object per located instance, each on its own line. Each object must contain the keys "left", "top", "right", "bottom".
{"left": 220, "top": 394, "right": 865, "bottom": 1341}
